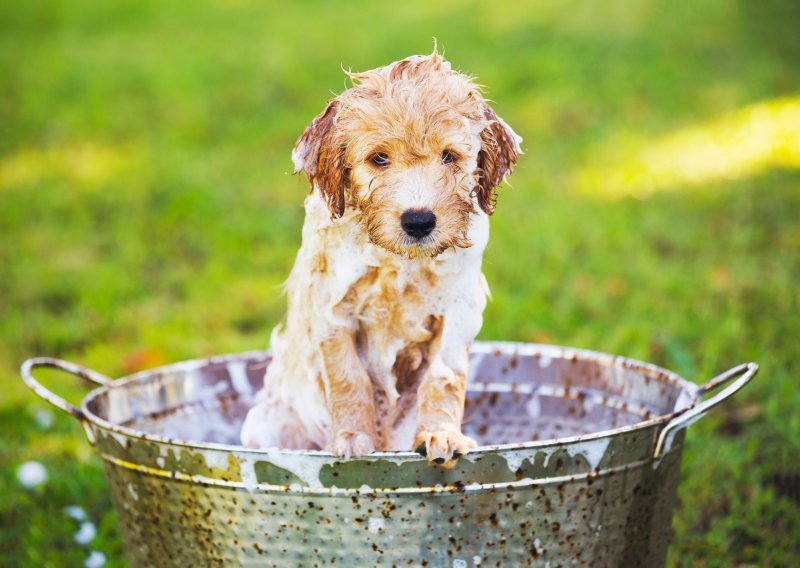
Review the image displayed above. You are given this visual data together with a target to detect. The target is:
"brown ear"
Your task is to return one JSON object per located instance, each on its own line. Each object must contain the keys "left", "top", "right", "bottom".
{"left": 292, "top": 100, "right": 348, "bottom": 218}
{"left": 475, "top": 106, "right": 522, "bottom": 215}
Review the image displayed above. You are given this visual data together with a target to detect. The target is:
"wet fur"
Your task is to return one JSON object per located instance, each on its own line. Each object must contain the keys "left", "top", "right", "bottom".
{"left": 241, "top": 51, "right": 521, "bottom": 467}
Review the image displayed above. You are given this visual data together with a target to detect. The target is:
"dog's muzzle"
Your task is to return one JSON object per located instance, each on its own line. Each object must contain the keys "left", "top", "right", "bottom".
{"left": 400, "top": 208, "right": 436, "bottom": 239}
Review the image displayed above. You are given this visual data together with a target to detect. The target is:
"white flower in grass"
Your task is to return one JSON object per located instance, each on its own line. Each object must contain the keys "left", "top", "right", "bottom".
{"left": 65, "top": 505, "right": 87, "bottom": 522}
{"left": 74, "top": 521, "right": 97, "bottom": 545}
{"left": 33, "top": 408, "right": 55, "bottom": 429}
{"left": 85, "top": 551, "right": 106, "bottom": 568}
{"left": 17, "top": 461, "right": 48, "bottom": 489}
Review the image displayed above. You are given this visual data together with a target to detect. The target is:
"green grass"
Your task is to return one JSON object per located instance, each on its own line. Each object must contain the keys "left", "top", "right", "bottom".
{"left": 2, "top": 0, "right": 799, "bottom": 565}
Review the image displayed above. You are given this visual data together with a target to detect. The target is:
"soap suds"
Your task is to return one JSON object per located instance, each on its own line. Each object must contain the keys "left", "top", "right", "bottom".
{"left": 201, "top": 450, "right": 230, "bottom": 471}
{"left": 238, "top": 456, "right": 260, "bottom": 492}
{"left": 228, "top": 361, "right": 252, "bottom": 394}
{"left": 525, "top": 395, "right": 541, "bottom": 418}
{"left": 502, "top": 450, "right": 531, "bottom": 472}
{"left": 263, "top": 447, "right": 328, "bottom": 489}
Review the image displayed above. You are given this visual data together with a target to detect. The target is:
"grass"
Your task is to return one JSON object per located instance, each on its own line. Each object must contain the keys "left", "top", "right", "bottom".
{"left": 1, "top": 0, "right": 799, "bottom": 565}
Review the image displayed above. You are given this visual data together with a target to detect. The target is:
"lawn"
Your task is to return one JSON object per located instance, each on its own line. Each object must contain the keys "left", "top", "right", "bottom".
{"left": 1, "top": 0, "right": 799, "bottom": 565}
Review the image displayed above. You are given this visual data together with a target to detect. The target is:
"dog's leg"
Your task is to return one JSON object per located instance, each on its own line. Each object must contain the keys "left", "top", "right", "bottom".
{"left": 414, "top": 351, "right": 477, "bottom": 468}
{"left": 321, "top": 330, "right": 378, "bottom": 458}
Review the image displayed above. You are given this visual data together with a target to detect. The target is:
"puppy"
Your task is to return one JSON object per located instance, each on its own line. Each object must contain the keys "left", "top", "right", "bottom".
{"left": 241, "top": 50, "right": 521, "bottom": 467}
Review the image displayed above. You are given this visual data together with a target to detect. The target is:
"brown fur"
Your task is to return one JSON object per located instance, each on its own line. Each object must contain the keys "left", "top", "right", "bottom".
{"left": 476, "top": 106, "right": 521, "bottom": 214}
{"left": 295, "top": 100, "right": 348, "bottom": 218}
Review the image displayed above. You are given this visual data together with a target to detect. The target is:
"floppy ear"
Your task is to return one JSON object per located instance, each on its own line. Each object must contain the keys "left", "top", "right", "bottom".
{"left": 292, "top": 100, "right": 348, "bottom": 219}
{"left": 475, "top": 106, "right": 522, "bottom": 215}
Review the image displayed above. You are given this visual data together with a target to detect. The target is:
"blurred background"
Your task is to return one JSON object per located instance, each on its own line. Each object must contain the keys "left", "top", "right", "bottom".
{"left": 1, "top": 0, "right": 799, "bottom": 565}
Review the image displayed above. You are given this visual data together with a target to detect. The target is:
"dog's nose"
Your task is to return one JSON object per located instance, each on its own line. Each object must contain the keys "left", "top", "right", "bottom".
{"left": 401, "top": 209, "right": 436, "bottom": 238}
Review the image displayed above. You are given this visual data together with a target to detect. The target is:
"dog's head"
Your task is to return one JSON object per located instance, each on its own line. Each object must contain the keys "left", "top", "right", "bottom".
{"left": 292, "top": 51, "right": 522, "bottom": 259}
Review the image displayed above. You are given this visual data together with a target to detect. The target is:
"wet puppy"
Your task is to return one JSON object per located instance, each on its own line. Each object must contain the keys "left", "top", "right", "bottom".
{"left": 241, "top": 50, "right": 520, "bottom": 467}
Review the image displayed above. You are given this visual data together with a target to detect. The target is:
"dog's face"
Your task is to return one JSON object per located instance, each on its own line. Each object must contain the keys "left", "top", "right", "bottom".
{"left": 292, "top": 52, "right": 521, "bottom": 259}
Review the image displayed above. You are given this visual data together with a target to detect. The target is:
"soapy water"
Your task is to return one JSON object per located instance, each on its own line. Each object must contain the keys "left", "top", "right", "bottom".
{"left": 110, "top": 348, "right": 673, "bottom": 448}
{"left": 124, "top": 393, "right": 250, "bottom": 445}
{"left": 123, "top": 385, "right": 654, "bottom": 447}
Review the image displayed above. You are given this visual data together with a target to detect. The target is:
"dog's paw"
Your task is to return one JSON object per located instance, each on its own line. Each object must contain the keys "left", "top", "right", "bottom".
{"left": 414, "top": 430, "right": 477, "bottom": 468}
{"left": 330, "top": 431, "right": 376, "bottom": 459}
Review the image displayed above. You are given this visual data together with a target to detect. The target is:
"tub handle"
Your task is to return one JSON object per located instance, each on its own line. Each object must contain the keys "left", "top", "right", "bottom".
{"left": 20, "top": 358, "right": 113, "bottom": 422}
{"left": 653, "top": 362, "right": 758, "bottom": 458}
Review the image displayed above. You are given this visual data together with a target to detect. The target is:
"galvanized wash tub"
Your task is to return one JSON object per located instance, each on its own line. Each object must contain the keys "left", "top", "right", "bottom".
{"left": 22, "top": 342, "right": 757, "bottom": 567}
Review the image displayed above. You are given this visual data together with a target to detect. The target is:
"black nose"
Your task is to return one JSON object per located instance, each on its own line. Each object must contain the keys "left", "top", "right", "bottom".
{"left": 401, "top": 209, "right": 436, "bottom": 238}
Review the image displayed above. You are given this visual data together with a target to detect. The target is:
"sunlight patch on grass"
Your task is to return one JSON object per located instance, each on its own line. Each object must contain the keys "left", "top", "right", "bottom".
{"left": 574, "top": 97, "right": 800, "bottom": 198}
{"left": 0, "top": 142, "right": 143, "bottom": 191}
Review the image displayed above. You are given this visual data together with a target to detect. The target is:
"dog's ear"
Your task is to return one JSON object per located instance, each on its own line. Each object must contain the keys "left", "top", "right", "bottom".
{"left": 475, "top": 106, "right": 522, "bottom": 215}
{"left": 292, "top": 100, "right": 348, "bottom": 219}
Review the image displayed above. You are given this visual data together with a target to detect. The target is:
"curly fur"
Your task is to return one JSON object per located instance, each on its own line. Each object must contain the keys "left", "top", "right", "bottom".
{"left": 241, "top": 50, "right": 521, "bottom": 467}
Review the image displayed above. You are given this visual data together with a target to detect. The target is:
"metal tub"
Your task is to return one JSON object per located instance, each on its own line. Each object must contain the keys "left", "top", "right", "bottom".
{"left": 21, "top": 342, "right": 757, "bottom": 566}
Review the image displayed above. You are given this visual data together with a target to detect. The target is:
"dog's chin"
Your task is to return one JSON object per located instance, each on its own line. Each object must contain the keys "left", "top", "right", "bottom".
{"left": 372, "top": 233, "right": 472, "bottom": 260}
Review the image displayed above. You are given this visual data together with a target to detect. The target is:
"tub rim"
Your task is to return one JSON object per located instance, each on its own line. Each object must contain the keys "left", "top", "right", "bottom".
{"left": 77, "top": 340, "right": 700, "bottom": 460}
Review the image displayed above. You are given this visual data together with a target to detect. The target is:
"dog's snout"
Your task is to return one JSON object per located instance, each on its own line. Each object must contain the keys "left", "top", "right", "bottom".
{"left": 401, "top": 209, "right": 436, "bottom": 238}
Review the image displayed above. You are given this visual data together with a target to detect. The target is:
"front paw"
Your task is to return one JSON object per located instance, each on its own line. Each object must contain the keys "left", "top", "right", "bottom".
{"left": 329, "top": 430, "right": 376, "bottom": 459}
{"left": 414, "top": 430, "right": 477, "bottom": 468}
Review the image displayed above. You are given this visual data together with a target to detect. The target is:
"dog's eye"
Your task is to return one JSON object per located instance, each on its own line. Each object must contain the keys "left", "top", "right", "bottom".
{"left": 442, "top": 150, "right": 457, "bottom": 165}
{"left": 371, "top": 153, "right": 390, "bottom": 167}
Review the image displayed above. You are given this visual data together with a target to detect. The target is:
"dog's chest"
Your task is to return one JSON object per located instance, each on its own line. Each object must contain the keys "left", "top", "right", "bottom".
{"left": 349, "top": 262, "right": 446, "bottom": 447}
{"left": 356, "top": 262, "right": 441, "bottom": 348}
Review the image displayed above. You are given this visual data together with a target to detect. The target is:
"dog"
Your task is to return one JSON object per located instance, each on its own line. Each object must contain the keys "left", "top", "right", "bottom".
{"left": 240, "top": 50, "right": 521, "bottom": 467}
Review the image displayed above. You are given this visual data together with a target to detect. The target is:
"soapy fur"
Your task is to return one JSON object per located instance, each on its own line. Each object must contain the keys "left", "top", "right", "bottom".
{"left": 241, "top": 50, "right": 521, "bottom": 467}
